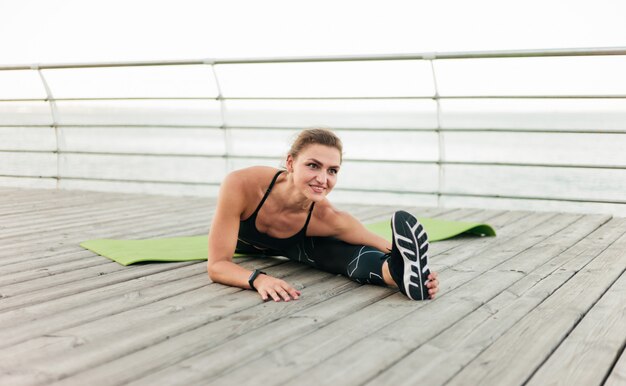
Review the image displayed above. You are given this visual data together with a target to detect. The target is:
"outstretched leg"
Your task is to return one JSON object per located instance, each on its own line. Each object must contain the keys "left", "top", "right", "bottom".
{"left": 295, "top": 237, "right": 388, "bottom": 286}
{"left": 284, "top": 210, "right": 433, "bottom": 300}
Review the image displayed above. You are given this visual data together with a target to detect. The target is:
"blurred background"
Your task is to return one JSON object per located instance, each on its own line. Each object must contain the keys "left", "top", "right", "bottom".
{"left": 1, "top": 0, "right": 625, "bottom": 215}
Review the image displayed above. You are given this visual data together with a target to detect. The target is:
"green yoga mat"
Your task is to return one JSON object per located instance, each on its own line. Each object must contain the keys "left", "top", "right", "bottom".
{"left": 80, "top": 217, "right": 495, "bottom": 266}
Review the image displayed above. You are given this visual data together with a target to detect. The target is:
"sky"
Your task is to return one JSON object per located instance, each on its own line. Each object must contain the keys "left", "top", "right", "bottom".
{"left": 1, "top": 0, "right": 625, "bottom": 65}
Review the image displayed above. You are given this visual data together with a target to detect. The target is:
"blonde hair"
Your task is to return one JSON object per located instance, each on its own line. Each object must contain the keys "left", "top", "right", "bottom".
{"left": 288, "top": 128, "right": 343, "bottom": 163}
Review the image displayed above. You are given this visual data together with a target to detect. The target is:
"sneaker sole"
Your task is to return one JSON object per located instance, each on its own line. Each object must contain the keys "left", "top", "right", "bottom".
{"left": 392, "top": 211, "right": 430, "bottom": 300}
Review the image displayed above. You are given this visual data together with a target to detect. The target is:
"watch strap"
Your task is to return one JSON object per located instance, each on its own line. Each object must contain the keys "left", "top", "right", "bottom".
{"left": 248, "top": 269, "right": 266, "bottom": 291}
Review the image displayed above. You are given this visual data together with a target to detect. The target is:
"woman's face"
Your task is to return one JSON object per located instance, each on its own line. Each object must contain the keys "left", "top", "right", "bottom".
{"left": 287, "top": 144, "right": 341, "bottom": 202}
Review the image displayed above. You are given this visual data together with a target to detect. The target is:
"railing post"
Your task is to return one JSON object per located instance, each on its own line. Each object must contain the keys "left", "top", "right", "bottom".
{"left": 209, "top": 61, "right": 232, "bottom": 176}
{"left": 33, "top": 64, "right": 62, "bottom": 189}
{"left": 425, "top": 54, "right": 445, "bottom": 207}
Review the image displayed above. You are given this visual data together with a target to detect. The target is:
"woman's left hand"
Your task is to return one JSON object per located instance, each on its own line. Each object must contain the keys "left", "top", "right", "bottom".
{"left": 427, "top": 271, "right": 439, "bottom": 299}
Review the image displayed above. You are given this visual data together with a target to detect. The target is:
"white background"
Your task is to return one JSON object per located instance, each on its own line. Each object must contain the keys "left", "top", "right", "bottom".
{"left": 1, "top": 0, "right": 625, "bottom": 64}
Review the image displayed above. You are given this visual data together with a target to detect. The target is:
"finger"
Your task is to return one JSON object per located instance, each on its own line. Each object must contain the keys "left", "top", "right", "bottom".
{"left": 276, "top": 288, "right": 291, "bottom": 302}
{"left": 258, "top": 290, "right": 269, "bottom": 302}
{"left": 267, "top": 289, "right": 281, "bottom": 302}
{"left": 287, "top": 287, "right": 300, "bottom": 300}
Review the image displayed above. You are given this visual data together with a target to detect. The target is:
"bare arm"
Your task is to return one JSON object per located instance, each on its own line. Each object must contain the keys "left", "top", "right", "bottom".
{"left": 207, "top": 171, "right": 301, "bottom": 301}
{"left": 207, "top": 172, "right": 253, "bottom": 288}
{"left": 331, "top": 211, "right": 392, "bottom": 253}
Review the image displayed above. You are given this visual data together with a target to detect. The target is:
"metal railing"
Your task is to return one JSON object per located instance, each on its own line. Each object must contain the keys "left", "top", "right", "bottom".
{"left": 1, "top": 47, "right": 626, "bottom": 212}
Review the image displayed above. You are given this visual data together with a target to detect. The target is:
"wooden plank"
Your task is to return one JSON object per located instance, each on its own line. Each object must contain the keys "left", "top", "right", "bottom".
{"left": 0, "top": 199, "right": 211, "bottom": 271}
{"left": 428, "top": 210, "right": 533, "bottom": 270}
{"left": 0, "top": 210, "right": 213, "bottom": 299}
{"left": 441, "top": 194, "right": 626, "bottom": 217}
{"left": 125, "top": 211, "right": 513, "bottom": 385}
{"left": 0, "top": 185, "right": 178, "bottom": 214}
{"left": 1, "top": 267, "right": 350, "bottom": 384}
{"left": 0, "top": 196, "right": 212, "bottom": 256}
{"left": 0, "top": 192, "right": 164, "bottom": 221}
{"left": 526, "top": 270, "right": 626, "bottom": 386}
{"left": 364, "top": 216, "right": 624, "bottom": 386}
{"left": 168, "top": 212, "right": 568, "bottom": 385}
{"left": 605, "top": 348, "right": 626, "bottom": 386}
{"left": 0, "top": 189, "right": 165, "bottom": 230}
{"left": 0, "top": 262, "right": 198, "bottom": 326}
{"left": 444, "top": 220, "right": 626, "bottom": 386}
{"left": 0, "top": 211, "right": 212, "bottom": 289}
{"left": 254, "top": 214, "right": 599, "bottom": 386}
{"left": 0, "top": 188, "right": 112, "bottom": 214}
{"left": 0, "top": 259, "right": 299, "bottom": 347}
{"left": 128, "top": 285, "right": 394, "bottom": 386}
{"left": 0, "top": 191, "right": 205, "bottom": 238}
{"left": 58, "top": 178, "right": 220, "bottom": 198}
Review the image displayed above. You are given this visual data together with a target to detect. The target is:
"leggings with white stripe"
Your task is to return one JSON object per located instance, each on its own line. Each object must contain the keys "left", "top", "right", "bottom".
{"left": 235, "top": 237, "right": 388, "bottom": 286}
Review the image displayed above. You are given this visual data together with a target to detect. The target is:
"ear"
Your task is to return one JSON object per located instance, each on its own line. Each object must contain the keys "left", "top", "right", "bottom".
{"left": 286, "top": 155, "right": 294, "bottom": 173}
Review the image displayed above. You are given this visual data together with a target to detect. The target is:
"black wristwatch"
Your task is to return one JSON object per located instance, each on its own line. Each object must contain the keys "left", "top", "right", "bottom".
{"left": 248, "top": 269, "right": 266, "bottom": 291}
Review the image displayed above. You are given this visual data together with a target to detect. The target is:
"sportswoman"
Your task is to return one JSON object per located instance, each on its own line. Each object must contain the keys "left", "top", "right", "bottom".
{"left": 207, "top": 128, "right": 439, "bottom": 302}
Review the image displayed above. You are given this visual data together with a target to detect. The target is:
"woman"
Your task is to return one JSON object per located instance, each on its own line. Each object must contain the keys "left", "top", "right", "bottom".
{"left": 207, "top": 128, "right": 439, "bottom": 302}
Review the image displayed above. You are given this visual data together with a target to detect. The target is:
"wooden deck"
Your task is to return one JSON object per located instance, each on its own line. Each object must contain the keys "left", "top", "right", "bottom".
{"left": 0, "top": 187, "right": 625, "bottom": 386}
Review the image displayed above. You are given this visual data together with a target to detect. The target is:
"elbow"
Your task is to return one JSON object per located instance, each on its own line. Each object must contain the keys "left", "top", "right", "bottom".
{"left": 207, "top": 262, "right": 219, "bottom": 281}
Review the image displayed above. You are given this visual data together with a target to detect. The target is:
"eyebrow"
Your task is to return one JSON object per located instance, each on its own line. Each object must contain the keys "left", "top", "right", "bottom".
{"left": 307, "top": 158, "right": 341, "bottom": 169}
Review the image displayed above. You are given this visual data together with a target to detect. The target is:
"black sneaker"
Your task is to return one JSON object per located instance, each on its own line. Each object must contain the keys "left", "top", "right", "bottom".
{"left": 387, "top": 210, "right": 430, "bottom": 300}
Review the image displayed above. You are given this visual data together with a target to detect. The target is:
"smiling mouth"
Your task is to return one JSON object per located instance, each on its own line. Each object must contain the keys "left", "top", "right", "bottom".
{"left": 309, "top": 185, "right": 326, "bottom": 193}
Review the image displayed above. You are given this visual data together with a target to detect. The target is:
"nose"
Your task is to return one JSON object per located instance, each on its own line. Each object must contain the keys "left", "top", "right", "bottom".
{"left": 316, "top": 171, "right": 327, "bottom": 185}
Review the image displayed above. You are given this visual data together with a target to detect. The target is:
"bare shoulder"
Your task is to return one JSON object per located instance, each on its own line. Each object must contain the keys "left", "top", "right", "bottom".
{"left": 222, "top": 166, "right": 281, "bottom": 195}
{"left": 219, "top": 166, "right": 281, "bottom": 217}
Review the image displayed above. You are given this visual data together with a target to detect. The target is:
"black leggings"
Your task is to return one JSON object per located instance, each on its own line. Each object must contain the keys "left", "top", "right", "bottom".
{"left": 236, "top": 237, "right": 388, "bottom": 286}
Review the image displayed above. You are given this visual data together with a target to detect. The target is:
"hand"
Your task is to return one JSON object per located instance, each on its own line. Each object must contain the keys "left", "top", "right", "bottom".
{"left": 253, "top": 274, "right": 301, "bottom": 302}
{"left": 427, "top": 271, "right": 439, "bottom": 299}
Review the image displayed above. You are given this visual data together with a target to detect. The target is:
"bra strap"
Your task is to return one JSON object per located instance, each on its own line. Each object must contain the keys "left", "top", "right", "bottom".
{"left": 301, "top": 202, "right": 315, "bottom": 234}
{"left": 250, "top": 170, "right": 284, "bottom": 217}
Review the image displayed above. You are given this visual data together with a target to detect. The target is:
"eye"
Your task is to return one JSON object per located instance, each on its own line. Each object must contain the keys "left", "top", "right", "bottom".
{"left": 307, "top": 163, "right": 319, "bottom": 169}
{"left": 328, "top": 168, "right": 338, "bottom": 175}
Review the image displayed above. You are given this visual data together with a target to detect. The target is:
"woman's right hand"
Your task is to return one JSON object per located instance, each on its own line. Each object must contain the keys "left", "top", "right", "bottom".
{"left": 253, "top": 274, "right": 301, "bottom": 302}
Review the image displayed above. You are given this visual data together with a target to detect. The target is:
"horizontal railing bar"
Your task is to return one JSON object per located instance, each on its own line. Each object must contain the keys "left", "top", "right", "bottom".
{"left": 3, "top": 149, "right": 626, "bottom": 170}
{"left": 0, "top": 97, "right": 220, "bottom": 102}
{"left": 2, "top": 124, "right": 626, "bottom": 135}
{"left": 3, "top": 95, "right": 626, "bottom": 103}
{"left": 1, "top": 47, "right": 626, "bottom": 70}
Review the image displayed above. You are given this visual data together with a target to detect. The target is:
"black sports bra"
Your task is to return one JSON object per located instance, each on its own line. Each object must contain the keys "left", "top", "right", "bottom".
{"left": 238, "top": 170, "right": 315, "bottom": 251}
